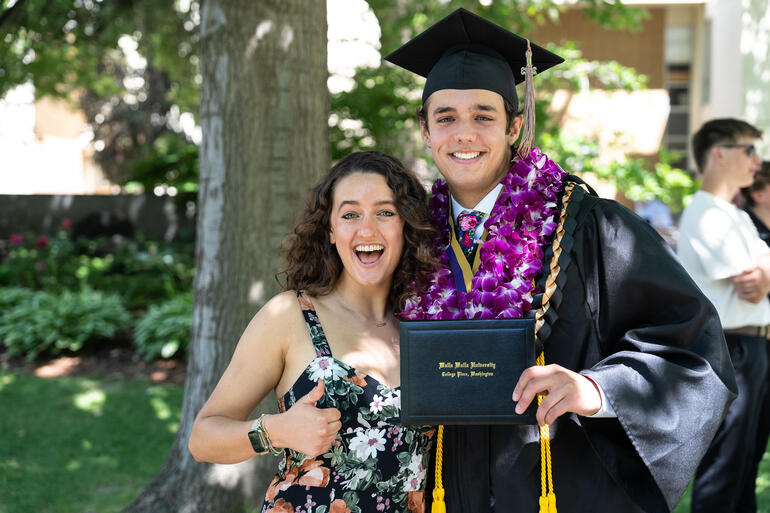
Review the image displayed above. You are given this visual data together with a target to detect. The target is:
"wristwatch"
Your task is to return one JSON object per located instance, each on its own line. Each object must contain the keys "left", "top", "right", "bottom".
{"left": 248, "top": 414, "right": 281, "bottom": 456}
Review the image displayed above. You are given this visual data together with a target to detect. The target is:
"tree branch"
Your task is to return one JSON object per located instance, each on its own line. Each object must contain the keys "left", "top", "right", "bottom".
{"left": 0, "top": 0, "right": 32, "bottom": 30}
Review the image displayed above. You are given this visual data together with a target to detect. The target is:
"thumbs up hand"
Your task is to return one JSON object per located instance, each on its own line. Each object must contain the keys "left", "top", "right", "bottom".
{"left": 265, "top": 379, "right": 342, "bottom": 457}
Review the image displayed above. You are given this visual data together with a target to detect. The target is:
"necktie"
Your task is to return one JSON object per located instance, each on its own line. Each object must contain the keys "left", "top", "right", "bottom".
{"left": 455, "top": 210, "right": 485, "bottom": 261}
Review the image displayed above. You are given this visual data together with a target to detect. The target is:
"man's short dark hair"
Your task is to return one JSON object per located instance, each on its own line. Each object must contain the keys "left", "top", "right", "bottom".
{"left": 741, "top": 161, "right": 770, "bottom": 207}
{"left": 692, "top": 118, "right": 762, "bottom": 173}
{"left": 416, "top": 97, "right": 519, "bottom": 135}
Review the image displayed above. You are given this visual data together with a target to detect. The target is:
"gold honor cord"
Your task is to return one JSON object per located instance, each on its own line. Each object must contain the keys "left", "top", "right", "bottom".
{"left": 533, "top": 181, "right": 576, "bottom": 513}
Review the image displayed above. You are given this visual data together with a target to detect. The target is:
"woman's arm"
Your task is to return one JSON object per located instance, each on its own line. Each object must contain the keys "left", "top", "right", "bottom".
{"left": 188, "top": 291, "right": 341, "bottom": 463}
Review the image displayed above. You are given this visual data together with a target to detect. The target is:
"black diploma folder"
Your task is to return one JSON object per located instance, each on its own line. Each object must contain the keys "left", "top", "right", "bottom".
{"left": 399, "top": 318, "right": 537, "bottom": 425}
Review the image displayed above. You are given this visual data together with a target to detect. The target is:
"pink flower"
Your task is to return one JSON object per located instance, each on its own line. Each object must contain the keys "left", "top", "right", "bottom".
{"left": 36, "top": 237, "right": 48, "bottom": 248}
{"left": 461, "top": 233, "right": 472, "bottom": 248}
{"left": 10, "top": 233, "right": 23, "bottom": 245}
{"left": 35, "top": 260, "right": 46, "bottom": 271}
{"left": 458, "top": 214, "right": 479, "bottom": 231}
{"left": 61, "top": 218, "right": 72, "bottom": 229}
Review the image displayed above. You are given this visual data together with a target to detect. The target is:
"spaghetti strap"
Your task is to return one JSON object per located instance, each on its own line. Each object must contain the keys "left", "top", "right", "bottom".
{"left": 295, "top": 290, "right": 332, "bottom": 357}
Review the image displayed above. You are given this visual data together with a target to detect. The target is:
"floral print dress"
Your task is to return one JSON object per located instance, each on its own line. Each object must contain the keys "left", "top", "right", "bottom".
{"left": 260, "top": 292, "right": 434, "bottom": 513}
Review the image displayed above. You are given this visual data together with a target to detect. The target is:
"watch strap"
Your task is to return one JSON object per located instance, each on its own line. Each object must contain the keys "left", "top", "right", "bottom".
{"left": 248, "top": 414, "right": 283, "bottom": 456}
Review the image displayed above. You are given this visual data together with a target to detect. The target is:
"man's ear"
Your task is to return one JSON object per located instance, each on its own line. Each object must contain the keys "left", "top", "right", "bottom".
{"left": 508, "top": 115, "right": 524, "bottom": 146}
{"left": 710, "top": 145, "right": 724, "bottom": 165}
{"left": 420, "top": 119, "right": 431, "bottom": 148}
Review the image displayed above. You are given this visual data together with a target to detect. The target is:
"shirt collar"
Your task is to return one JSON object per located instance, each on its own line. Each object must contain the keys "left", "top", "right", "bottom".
{"left": 451, "top": 183, "right": 503, "bottom": 221}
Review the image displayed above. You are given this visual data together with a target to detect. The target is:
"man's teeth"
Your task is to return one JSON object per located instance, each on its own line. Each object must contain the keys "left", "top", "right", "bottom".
{"left": 355, "top": 244, "right": 384, "bottom": 252}
{"left": 453, "top": 151, "right": 480, "bottom": 160}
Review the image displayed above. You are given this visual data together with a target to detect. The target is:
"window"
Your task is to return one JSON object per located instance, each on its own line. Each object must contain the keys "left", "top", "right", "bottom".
{"left": 663, "top": 26, "right": 694, "bottom": 169}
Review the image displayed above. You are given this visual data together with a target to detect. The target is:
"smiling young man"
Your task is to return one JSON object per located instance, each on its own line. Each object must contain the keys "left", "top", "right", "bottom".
{"left": 677, "top": 119, "right": 769, "bottom": 513}
{"left": 386, "top": 9, "right": 737, "bottom": 513}
{"left": 419, "top": 88, "right": 520, "bottom": 208}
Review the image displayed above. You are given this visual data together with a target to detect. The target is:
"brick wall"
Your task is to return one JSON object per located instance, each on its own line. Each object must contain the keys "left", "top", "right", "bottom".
{"left": 527, "top": 7, "right": 666, "bottom": 89}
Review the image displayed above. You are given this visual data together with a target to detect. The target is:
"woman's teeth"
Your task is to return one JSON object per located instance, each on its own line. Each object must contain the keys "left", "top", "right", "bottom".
{"left": 453, "top": 151, "right": 480, "bottom": 160}
{"left": 355, "top": 244, "right": 384, "bottom": 252}
{"left": 355, "top": 244, "right": 384, "bottom": 264}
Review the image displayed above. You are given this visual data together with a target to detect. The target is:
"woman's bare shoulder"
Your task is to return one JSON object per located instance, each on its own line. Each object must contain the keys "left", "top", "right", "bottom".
{"left": 242, "top": 290, "right": 305, "bottom": 339}
{"left": 259, "top": 290, "right": 302, "bottom": 318}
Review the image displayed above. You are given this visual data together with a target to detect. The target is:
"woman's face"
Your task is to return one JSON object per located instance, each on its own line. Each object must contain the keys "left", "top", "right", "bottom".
{"left": 329, "top": 172, "right": 405, "bottom": 290}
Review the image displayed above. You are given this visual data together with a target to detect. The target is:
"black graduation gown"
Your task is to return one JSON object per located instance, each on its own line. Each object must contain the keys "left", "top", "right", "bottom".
{"left": 428, "top": 181, "right": 737, "bottom": 513}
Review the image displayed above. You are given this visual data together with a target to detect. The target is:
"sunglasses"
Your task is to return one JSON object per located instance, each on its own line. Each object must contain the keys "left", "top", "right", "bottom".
{"left": 718, "top": 144, "right": 758, "bottom": 157}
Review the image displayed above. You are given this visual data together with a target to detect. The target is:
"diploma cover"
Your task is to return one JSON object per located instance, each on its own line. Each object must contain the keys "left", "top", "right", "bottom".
{"left": 399, "top": 318, "right": 537, "bottom": 425}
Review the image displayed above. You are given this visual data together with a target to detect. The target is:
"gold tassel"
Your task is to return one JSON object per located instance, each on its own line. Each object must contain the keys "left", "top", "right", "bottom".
{"left": 517, "top": 39, "right": 537, "bottom": 160}
{"left": 539, "top": 495, "right": 549, "bottom": 513}
{"left": 432, "top": 425, "right": 446, "bottom": 513}
{"left": 548, "top": 492, "right": 558, "bottom": 513}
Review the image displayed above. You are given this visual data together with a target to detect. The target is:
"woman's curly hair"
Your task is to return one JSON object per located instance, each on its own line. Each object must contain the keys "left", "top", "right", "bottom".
{"left": 277, "top": 151, "right": 438, "bottom": 312}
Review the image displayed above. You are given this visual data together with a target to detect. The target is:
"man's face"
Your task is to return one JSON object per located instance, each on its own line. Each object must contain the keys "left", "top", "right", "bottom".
{"left": 420, "top": 89, "right": 521, "bottom": 207}
{"left": 719, "top": 135, "right": 762, "bottom": 189}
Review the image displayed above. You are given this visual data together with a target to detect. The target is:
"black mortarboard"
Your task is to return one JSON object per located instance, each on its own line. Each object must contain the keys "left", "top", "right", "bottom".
{"left": 384, "top": 8, "right": 564, "bottom": 111}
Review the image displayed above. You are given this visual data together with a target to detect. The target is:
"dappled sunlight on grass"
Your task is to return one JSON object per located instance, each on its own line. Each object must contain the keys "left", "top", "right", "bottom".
{"left": 74, "top": 388, "right": 107, "bottom": 414}
{"left": 0, "top": 372, "right": 183, "bottom": 513}
{"left": 149, "top": 387, "right": 174, "bottom": 420}
{"left": 0, "top": 373, "right": 16, "bottom": 390}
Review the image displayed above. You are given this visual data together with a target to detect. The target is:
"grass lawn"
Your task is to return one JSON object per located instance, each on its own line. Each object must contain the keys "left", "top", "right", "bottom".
{"left": 0, "top": 372, "right": 183, "bottom": 513}
{"left": 4, "top": 370, "right": 770, "bottom": 512}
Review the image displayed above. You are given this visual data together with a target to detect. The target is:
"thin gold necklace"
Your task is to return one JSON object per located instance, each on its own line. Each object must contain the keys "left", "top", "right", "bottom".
{"left": 334, "top": 291, "right": 388, "bottom": 327}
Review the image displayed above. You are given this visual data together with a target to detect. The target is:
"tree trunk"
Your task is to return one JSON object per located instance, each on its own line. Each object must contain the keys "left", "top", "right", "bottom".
{"left": 123, "top": 1, "right": 328, "bottom": 511}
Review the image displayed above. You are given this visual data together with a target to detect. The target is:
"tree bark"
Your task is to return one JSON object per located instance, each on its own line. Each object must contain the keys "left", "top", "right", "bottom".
{"left": 123, "top": 1, "right": 328, "bottom": 511}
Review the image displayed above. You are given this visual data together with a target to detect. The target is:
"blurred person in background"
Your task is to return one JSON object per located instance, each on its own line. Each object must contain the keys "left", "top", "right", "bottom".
{"left": 738, "top": 160, "right": 770, "bottom": 511}
{"left": 678, "top": 119, "right": 769, "bottom": 513}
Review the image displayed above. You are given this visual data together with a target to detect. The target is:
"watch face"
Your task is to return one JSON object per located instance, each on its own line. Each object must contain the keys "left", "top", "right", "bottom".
{"left": 249, "top": 428, "right": 269, "bottom": 454}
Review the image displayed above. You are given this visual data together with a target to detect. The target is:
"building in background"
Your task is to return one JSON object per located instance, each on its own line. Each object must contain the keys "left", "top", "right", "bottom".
{"left": 0, "top": 83, "right": 113, "bottom": 194}
{"left": 533, "top": 0, "right": 770, "bottom": 169}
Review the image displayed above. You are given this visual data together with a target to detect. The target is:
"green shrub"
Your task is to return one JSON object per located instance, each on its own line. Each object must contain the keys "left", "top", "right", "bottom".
{"left": 134, "top": 294, "right": 193, "bottom": 361}
{"left": 0, "top": 287, "right": 36, "bottom": 310}
{"left": 78, "top": 239, "right": 194, "bottom": 309}
{"left": 0, "top": 233, "right": 194, "bottom": 308}
{"left": 0, "top": 288, "right": 131, "bottom": 361}
{"left": 0, "top": 231, "right": 81, "bottom": 291}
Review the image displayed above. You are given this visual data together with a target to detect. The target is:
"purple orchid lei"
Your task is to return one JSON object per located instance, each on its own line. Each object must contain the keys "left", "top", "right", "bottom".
{"left": 401, "top": 148, "right": 566, "bottom": 320}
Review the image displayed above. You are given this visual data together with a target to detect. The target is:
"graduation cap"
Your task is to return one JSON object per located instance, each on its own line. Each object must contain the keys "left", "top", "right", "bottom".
{"left": 384, "top": 8, "right": 564, "bottom": 157}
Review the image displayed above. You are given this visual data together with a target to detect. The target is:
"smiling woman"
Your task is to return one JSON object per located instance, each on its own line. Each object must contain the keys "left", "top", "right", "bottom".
{"left": 281, "top": 151, "right": 437, "bottom": 311}
{"left": 187, "top": 151, "right": 439, "bottom": 513}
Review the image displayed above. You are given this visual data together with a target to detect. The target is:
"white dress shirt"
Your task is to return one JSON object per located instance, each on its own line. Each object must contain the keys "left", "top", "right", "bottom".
{"left": 451, "top": 184, "right": 502, "bottom": 240}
